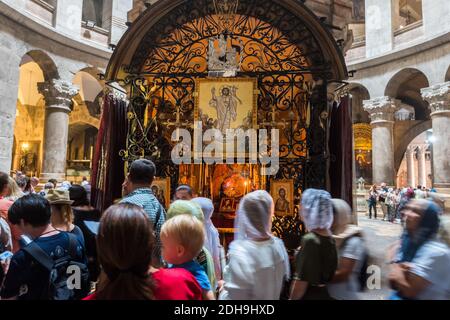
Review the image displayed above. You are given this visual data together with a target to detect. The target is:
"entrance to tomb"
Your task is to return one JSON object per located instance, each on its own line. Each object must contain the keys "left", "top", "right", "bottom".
{"left": 103, "top": 0, "right": 348, "bottom": 250}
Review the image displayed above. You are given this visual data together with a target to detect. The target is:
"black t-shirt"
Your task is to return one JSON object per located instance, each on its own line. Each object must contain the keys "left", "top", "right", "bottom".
{"left": 0, "top": 232, "right": 86, "bottom": 300}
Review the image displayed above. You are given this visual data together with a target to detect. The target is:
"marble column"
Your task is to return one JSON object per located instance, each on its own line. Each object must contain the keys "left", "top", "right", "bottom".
{"left": 421, "top": 82, "right": 450, "bottom": 190}
{"left": 406, "top": 145, "right": 416, "bottom": 188}
{"left": 363, "top": 96, "right": 399, "bottom": 186}
{"left": 417, "top": 144, "right": 428, "bottom": 188}
{"left": 38, "top": 80, "right": 79, "bottom": 182}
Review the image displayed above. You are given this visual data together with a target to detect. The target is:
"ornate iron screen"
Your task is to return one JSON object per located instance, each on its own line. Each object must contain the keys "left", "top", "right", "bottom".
{"left": 118, "top": 0, "right": 333, "bottom": 250}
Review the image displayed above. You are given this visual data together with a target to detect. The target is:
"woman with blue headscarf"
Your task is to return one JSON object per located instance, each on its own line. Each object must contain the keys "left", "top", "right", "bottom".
{"left": 388, "top": 199, "right": 450, "bottom": 300}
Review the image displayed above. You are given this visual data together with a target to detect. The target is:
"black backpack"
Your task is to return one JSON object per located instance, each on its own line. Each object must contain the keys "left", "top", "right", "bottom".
{"left": 23, "top": 233, "right": 90, "bottom": 300}
{"left": 341, "top": 235, "right": 370, "bottom": 292}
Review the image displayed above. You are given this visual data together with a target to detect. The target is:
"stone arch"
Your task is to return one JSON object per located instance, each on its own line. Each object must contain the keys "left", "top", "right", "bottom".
{"left": 24, "top": 50, "right": 59, "bottom": 81}
{"left": 394, "top": 120, "right": 432, "bottom": 172}
{"left": 446, "top": 65, "right": 450, "bottom": 82}
{"left": 106, "top": 0, "right": 348, "bottom": 81}
{"left": 396, "top": 129, "right": 433, "bottom": 189}
{"left": 348, "top": 82, "right": 370, "bottom": 124}
{"left": 384, "top": 68, "right": 430, "bottom": 121}
{"left": 67, "top": 122, "right": 99, "bottom": 170}
{"left": 72, "top": 68, "right": 105, "bottom": 118}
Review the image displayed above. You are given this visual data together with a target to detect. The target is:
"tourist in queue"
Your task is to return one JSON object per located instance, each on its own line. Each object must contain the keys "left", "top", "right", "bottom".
{"left": 45, "top": 189, "right": 85, "bottom": 246}
{"left": 378, "top": 183, "right": 389, "bottom": 221}
{"left": 219, "top": 190, "right": 290, "bottom": 300}
{"left": 161, "top": 214, "right": 215, "bottom": 300}
{"left": 192, "top": 197, "right": 223, "bottom": 282}
{"left": 69, "top": 184, "right": 101, "bottom": 281}
{"left": 166, "top": 200, "right": 217, "bottom": 291}
{"left": 328, "top": 199, "right": 368, "bottom": 300}
{"left": 1, "top": 194, "right": 88, "bottom": 300}
{"left": 289, "top": 189, "right": 337, "bottom": 300}
{"left": 84, "top": 204, "right": 202, "bottom": 300}
{"left": 387, "top": 199, "right": 450, "bottom": 300}
{"left": 367, "top": 184, "right": 378, "bottom": 219}
{"left": 0, "top": 174, "right": 25, "bottom": 253}
{"left": 120, "top": 159, "right": 166, "bottom": 265}
{"left": 173, "top": 185, "right": 194, "bottom": 201}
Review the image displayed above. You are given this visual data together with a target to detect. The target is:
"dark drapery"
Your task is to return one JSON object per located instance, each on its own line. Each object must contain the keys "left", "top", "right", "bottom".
{"left": 91, "top": 94, "right": 128, "bottom": 213}
{"left": 328, "top": 95, "right": 353, "bottom": 208}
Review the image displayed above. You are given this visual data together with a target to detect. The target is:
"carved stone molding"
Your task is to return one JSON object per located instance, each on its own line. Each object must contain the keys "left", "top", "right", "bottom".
{"left": 421, "top": 82, "right": 450, "bottom": 115}
{"left": 37, "top": 79, "right": 79, "bottom": 112}
{"left": 363, "top": 96, "right": 399, "bottom": 123}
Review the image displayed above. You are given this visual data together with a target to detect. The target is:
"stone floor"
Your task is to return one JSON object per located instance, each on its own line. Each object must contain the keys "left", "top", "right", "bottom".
{"left": 356, "top": 212, "right": 403, "bottom": 300}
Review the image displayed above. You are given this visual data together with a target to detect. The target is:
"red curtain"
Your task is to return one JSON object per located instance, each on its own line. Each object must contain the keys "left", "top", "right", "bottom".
{"left": 328, "top": 96, "right": 353, "bottom": 208}
{"left": 91, "top": 94, "right": 128, "bottom": 213}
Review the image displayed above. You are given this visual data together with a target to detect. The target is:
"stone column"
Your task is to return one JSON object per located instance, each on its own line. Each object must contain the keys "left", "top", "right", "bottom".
{"left": 421, "top": 82, "right": 450, "bottom": 190}
{"left": 38, "top": 80, "right": 79, "bottom": 182}
{"left": 363, "top": 96, "right": 399, "bottom": 186}
{"left": 406, "top": 145, "right": 416, "bottom": 187}
{"left": 365, "top": 0, "right": 394, "bottom": 57}
{"left": 417, "top": 145, "right": 428, "bottom": 187}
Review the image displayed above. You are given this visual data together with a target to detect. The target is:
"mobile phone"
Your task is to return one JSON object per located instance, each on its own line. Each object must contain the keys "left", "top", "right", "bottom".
{"left": 0, "top": 251, "right": 13, "bottom": 261}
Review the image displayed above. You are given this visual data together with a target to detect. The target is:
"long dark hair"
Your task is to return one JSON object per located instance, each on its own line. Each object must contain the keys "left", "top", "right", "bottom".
{"left": 96, "top": 204, "right": 155, "bottom": 300}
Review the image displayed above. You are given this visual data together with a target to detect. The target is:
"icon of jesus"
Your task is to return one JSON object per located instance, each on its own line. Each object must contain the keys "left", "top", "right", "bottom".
{"left": 209, "top": 85, "right": 242, "bottom": 134}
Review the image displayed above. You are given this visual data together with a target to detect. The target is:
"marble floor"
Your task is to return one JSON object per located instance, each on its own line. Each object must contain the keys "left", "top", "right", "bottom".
{"left": 356, "top": 212, "right": 403, "bottom": 300}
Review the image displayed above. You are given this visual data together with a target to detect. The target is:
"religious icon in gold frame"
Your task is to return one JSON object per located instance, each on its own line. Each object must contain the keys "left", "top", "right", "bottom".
{"left": 194, "top": 78, "right": 258, "bottom": 159}
{"left": 151, "top": 177, "right": 171, "bottom": 210}
{"left": 271, "top": 179, "right": 294, "bottom": 217}
{"left": 219, "top": 197, "right": 237, "bottom": 213}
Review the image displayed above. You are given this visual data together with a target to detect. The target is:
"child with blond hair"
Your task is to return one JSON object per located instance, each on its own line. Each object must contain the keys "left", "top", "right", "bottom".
{"left": 161, "top": 214, "right": 215, "bottom": 300}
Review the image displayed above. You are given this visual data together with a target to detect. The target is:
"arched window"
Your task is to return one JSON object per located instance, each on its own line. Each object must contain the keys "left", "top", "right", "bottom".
{"left": 82, "top": 0, "right": 104, "bottom": 28}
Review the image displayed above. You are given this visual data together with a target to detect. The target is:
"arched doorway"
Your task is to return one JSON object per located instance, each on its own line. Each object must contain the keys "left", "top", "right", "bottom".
{"left": 102, "top": 0, "right": 348, "bottom": 248}
{"left": 349, "top": 83, "right": 371, "bottom": 184}
{"left": 385, "top": 68, "right": 430, "bottom": 121}
{"left": 67, "top": 123, "right": 99, "bottom": 183}
{"left": 397, "top": 130, "right": 433, "bottom": 189}
{"left": 11, "top": 52, "right": 55, "bottom": 177}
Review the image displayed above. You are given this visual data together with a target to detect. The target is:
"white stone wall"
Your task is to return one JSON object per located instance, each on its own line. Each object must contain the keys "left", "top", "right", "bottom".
{"left": 0, "top": 0, "right": 133, "bottom": 173}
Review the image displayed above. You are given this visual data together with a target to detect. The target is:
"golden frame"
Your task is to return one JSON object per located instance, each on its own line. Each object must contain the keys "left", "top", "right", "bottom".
{"left": 151, "top": 177, "right": 171, "bottom": 210}
{"left": 194, "top": 78, "right": 258, "bottom": 159}
{"left": 270, "top": 179, "right": 294, "bottom": 217}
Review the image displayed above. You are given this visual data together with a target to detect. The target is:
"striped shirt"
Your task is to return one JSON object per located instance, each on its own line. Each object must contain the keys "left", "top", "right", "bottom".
{"left": 120, "top": 188, "right": 166, "bottom": 261}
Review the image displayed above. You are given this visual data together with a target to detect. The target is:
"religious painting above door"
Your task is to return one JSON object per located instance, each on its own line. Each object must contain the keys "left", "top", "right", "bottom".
{"left": 271, "top": 179, "right": 294, "bottom": 217}
{"left": 195, "top": 78, "right": 257, "bottom": 134}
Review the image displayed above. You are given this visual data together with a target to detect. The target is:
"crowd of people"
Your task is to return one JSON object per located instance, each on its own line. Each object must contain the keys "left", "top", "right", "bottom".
{"left": 0, "top": 160, "right": 449, "bottom": 300}
{"left": 367, "top": 183, "right": 441, "bottom": 223}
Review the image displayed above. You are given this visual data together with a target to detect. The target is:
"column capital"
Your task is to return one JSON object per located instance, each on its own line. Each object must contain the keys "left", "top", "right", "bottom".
{"left": 38, "top": 79, "right": 79, "bottom": 111}
{"left": 363, "top": 96, "right": 400, "bottom": 123}
{"left": 421, "top": 82, "right": 450, "bottom": 115}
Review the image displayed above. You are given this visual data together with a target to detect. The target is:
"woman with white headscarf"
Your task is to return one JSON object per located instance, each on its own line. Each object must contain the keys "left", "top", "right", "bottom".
{"left": 289, "top": 189, "right": 338, "bottom": 300}
{"left": 328, "top": 198, "right": 367, "bottom": 300}
{"left": 219, "top": 190, "right": 290, "bottom": 300}
{"left": 192, "top": 197, "right": 222, "bottom": 281}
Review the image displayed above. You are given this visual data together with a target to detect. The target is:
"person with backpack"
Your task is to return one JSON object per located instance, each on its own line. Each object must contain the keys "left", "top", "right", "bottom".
{"left": 328, "top": 199, "right": 368, "bottom": 300}
{"left": 0, "top": 194, "right": 89, "bottom": 300}
{"left": 120, "top": 159, "right": 166, "bottom": 265}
